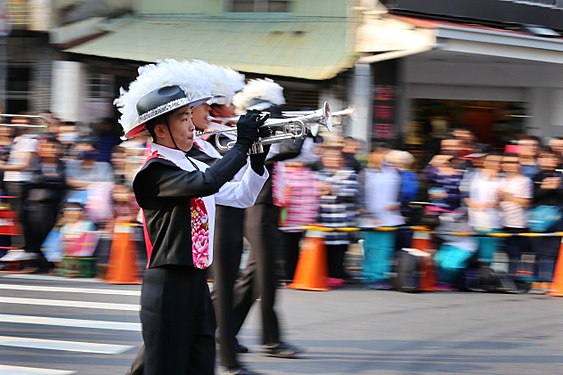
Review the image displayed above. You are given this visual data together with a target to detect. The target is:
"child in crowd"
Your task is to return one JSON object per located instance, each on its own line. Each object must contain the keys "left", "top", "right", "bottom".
{"left": 59, "top": 202, "right": 98, "bottom": 258}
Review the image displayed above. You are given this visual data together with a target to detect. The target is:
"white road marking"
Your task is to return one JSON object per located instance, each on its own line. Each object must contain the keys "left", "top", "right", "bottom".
{"left": 0, "top": 274, "right": 100, "bottom": 283}
{"left": 0, "top": 314, "right": 141, "bottom": 331}
{"left": 0, "top": 283, "right": 140, "bottom": 296}
{"left": 0, "top": 296, "right": 139, "bottom": 311}
{"left": 0, "top": 335, "right": 132, "bottom": 354}
{"left": 0, "top": 364, "right": 75, "bottom": 375}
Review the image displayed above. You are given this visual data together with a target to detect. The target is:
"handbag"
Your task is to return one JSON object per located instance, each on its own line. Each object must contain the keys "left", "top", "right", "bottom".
{"left": 528, "top": 205, "right": 561, "bottom": 232}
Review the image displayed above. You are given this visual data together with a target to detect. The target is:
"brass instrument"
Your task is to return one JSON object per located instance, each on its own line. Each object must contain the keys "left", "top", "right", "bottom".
{"left": 198, "top": 101, "right": 349, "bottom": 154}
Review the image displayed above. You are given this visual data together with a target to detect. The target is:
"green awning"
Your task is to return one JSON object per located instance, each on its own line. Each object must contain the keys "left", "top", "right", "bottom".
{"left": 65, "top": 16, "right": 358, "bottom": 80}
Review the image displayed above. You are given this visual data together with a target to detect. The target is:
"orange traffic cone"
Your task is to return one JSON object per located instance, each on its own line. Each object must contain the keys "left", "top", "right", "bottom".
{"left": 548, "top": 237, "right": 563, "bottom": 297}
{"left": 411, "top": 229, "right": 437, "bottom": 292}
{"left": 105, "top": 222, "right": 141, "bottom": 284}
{"left": 288, "top": 230, "right": 329, "bottom": 291}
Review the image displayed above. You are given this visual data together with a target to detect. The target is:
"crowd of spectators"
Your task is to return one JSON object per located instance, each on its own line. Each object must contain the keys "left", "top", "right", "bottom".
{"left": 275, "top": 131, "right": 563, "bottom": 293}
{"left": 0, "top": 111, "right": 561, "bottom": 296}
{"left": 0, "top": 112, "right": 144, "bottom": 274}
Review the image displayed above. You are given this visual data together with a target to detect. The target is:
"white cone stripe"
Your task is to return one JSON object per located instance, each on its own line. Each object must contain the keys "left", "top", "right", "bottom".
{"left": 0, "top": 284, "right": 140, "bottom": 296}
{"left": 0, "top": 335, "right": 132, "bottom": 354}
{"left": 0, "top": 364, "right": 75, "bottom": 374}
{"left": 412, "top": 231, "right": 431, "bottom": 240}
{"left": 0, "top": 297, "right": 139, "bottom": 311}
{"left": 0, "top": 314, "right": 141, "bottom": 331}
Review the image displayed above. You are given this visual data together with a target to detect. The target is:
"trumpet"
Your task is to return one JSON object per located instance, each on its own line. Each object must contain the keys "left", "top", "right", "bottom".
{"left": 197, "top": 101, "right": 342, "bottom": 154}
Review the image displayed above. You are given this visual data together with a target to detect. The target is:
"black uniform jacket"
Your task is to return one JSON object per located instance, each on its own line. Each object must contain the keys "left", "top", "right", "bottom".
{"left": 133, "top": 143, "right": 249, "bottom": 269}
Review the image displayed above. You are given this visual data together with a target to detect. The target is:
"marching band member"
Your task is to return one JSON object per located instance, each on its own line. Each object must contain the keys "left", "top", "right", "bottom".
{"left": 231, "top": 78, "right": 303, "bottom": 359}
{"left": 195, "top": 65, "right": 266, "bottom": 375}
{"left": 115, "top": 60, "right": 269, "bottom": 375}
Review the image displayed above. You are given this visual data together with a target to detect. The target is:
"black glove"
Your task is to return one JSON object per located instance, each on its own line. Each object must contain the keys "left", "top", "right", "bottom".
{"left": 235, "top": 110, "right": 269, "bottom": 148}
{"left": 250, "top": 144, "right": 271, "bottom": 175}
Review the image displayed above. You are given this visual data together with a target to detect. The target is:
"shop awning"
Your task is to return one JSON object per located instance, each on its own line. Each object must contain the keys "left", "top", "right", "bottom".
{"left": 356, "top": 14, "right": 563, "bottom": 65}
{"left": 64, "top": 15, "right": 358, "bottom": 80}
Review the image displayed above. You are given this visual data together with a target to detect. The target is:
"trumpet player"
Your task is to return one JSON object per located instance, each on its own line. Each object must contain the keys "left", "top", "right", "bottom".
{"left": 116, "top": 59, "right": 269, "bottom": 375}
{"left": 189, "top": 62, "right": 268, "bottom": 375}
{"left": 200, "top": 68, "right": 267, "bottom": 375}
{"left": 231, "top": 78, "right": 303, "bottom": 360}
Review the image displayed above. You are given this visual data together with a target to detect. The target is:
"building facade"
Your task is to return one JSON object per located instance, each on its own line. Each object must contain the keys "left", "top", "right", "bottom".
{"left": 2, "top": 0, "right": 563, "bottom": 154}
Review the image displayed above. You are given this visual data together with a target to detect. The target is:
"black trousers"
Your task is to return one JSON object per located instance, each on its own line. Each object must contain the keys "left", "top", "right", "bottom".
{"left": 211, "top": 206, "right": 245, "bottom": 368}
{"left": 140, "top": 266, "right": 216, "bottom": 375}
{"left": 22, "top": 200, "right": 60, "bottom": 268}
{"left": 232, "top": 203, "right": 281, "bottom": 345}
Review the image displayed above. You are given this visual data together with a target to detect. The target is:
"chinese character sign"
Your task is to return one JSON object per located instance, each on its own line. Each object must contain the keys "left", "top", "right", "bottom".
{"left": 372, "top": 85, "right": 396, "bottom": 140}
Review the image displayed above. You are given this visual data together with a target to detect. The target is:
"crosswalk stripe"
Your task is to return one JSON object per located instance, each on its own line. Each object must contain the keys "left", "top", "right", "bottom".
{"left": 0, "top": 364, "right": 75, "bottom": 374}
{"left": 0, "top": 283, "right": 141, "bottom": 296}
{"left": 0, "top": 335, "right": 132, "bottom": 354}
{"left": 0, "top": 314, "right": 141, "bottom": 331}
{"left": 0, "top": 274, "right": 100, "bottom": 283}
{"left": 0, "top": 296, "right": 139, "bottom": 311}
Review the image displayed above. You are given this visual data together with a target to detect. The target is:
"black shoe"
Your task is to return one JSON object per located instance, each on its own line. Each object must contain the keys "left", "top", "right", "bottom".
{"left": 220, "top": 365, "right": 262, "bottom": 375}
{"left": 262, "top": 342, "right": 301, "bottom": 358}
{"left": 216, "top": 336, "right": 250, "bottom": 353}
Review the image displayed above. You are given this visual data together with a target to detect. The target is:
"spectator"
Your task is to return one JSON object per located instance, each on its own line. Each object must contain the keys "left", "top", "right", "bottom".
{"left": 548, "top": 136, "right": 563, "bottom": 163}
{"left": 359, "top": 143, "right": 404, "bottom": 290}
{"left": 59, "top": 201, "right": 97, "bottom": 258}
{"left": 530, "top": 149, "right": 562, "bottom": 290}
{"left": 517, "top": 136, "right": 541, "bottom": 179}
{"left": 57, "top": 121, "right": 81, "bottom": 156}
{"left": 424, "top": 153, "right": 464, "bottom": 212}
{"left": 464, "top": 153, "right": 503, "bottom": 265}
{"left": 317, "top": 146, "right": 358, "bottom": 287}
{"left": 21, "top": 134, "right": 67, "bottom": 273}
{"left": 0, "top": 118, "right": 39, "bottom": 253}
{"left": 385, "top": 149, "right": 419, "bottom": 255}
{"left": 274, "top": 161, "right": 320, "bottom": 282}
{"left": 341, "top": 136, "right": 363, "bottom": 173}
{"left": 498, "top": 153, "right": 533, "bottom": 277}
{"left": 91, "top": 117, "right": 122, "bottom": 164}
{"left": 65, "top": 137, "right": 114, "bottom": 227}
{"left": 386, "top": 150, "right": 419, "bottom": 223}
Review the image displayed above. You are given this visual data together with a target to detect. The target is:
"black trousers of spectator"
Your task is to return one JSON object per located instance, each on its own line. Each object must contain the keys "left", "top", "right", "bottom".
{"left": 22, "top": 200, "right": 60, "bottom": 268}
{"left": 326, "top": 243, "right": 349, "bottom": 279}
{"left": 232, "top": 203, "right": 281, "bottom": 346}
{"left": 532, "top": 220, "right": 563, "bottom": 282}
{"left": 503, "top": 227, "right": 530, "bottom": 276}
{"left": 140, "top": 266, "right": 215, "bottom": 375}
{"left": 211, "top": 205, "right": 245, "bottom": 369}
{"left": 282, "top": 231, "right": 303, "bottom": 281}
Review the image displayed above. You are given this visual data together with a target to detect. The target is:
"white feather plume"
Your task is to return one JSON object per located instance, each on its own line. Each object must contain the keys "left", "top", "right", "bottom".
{"left": 114, "top": 59, "right": 214, "bottom": 134}
{"left": 232, "top": 78, "right": 285, "bottom": 113}
{"left": 190, "top": 60, "right": 245, "bottom": 105}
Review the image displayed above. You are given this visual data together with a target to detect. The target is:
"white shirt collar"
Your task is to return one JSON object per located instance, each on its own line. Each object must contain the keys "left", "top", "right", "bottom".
{"left": 151, "top": 143, "right": 194, "bottom": 171}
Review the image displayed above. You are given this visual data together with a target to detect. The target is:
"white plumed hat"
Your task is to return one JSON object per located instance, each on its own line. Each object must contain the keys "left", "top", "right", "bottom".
{"left": 232, "top": 78, "right": 285, "bottom": 113}
{"left": 114, "top": 59, "right": 213, "bottom": 139}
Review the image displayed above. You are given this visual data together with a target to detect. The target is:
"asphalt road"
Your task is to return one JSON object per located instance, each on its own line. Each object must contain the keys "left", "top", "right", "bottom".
{"left": 0, "top": 273, "right": 562, "bottom": 375}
